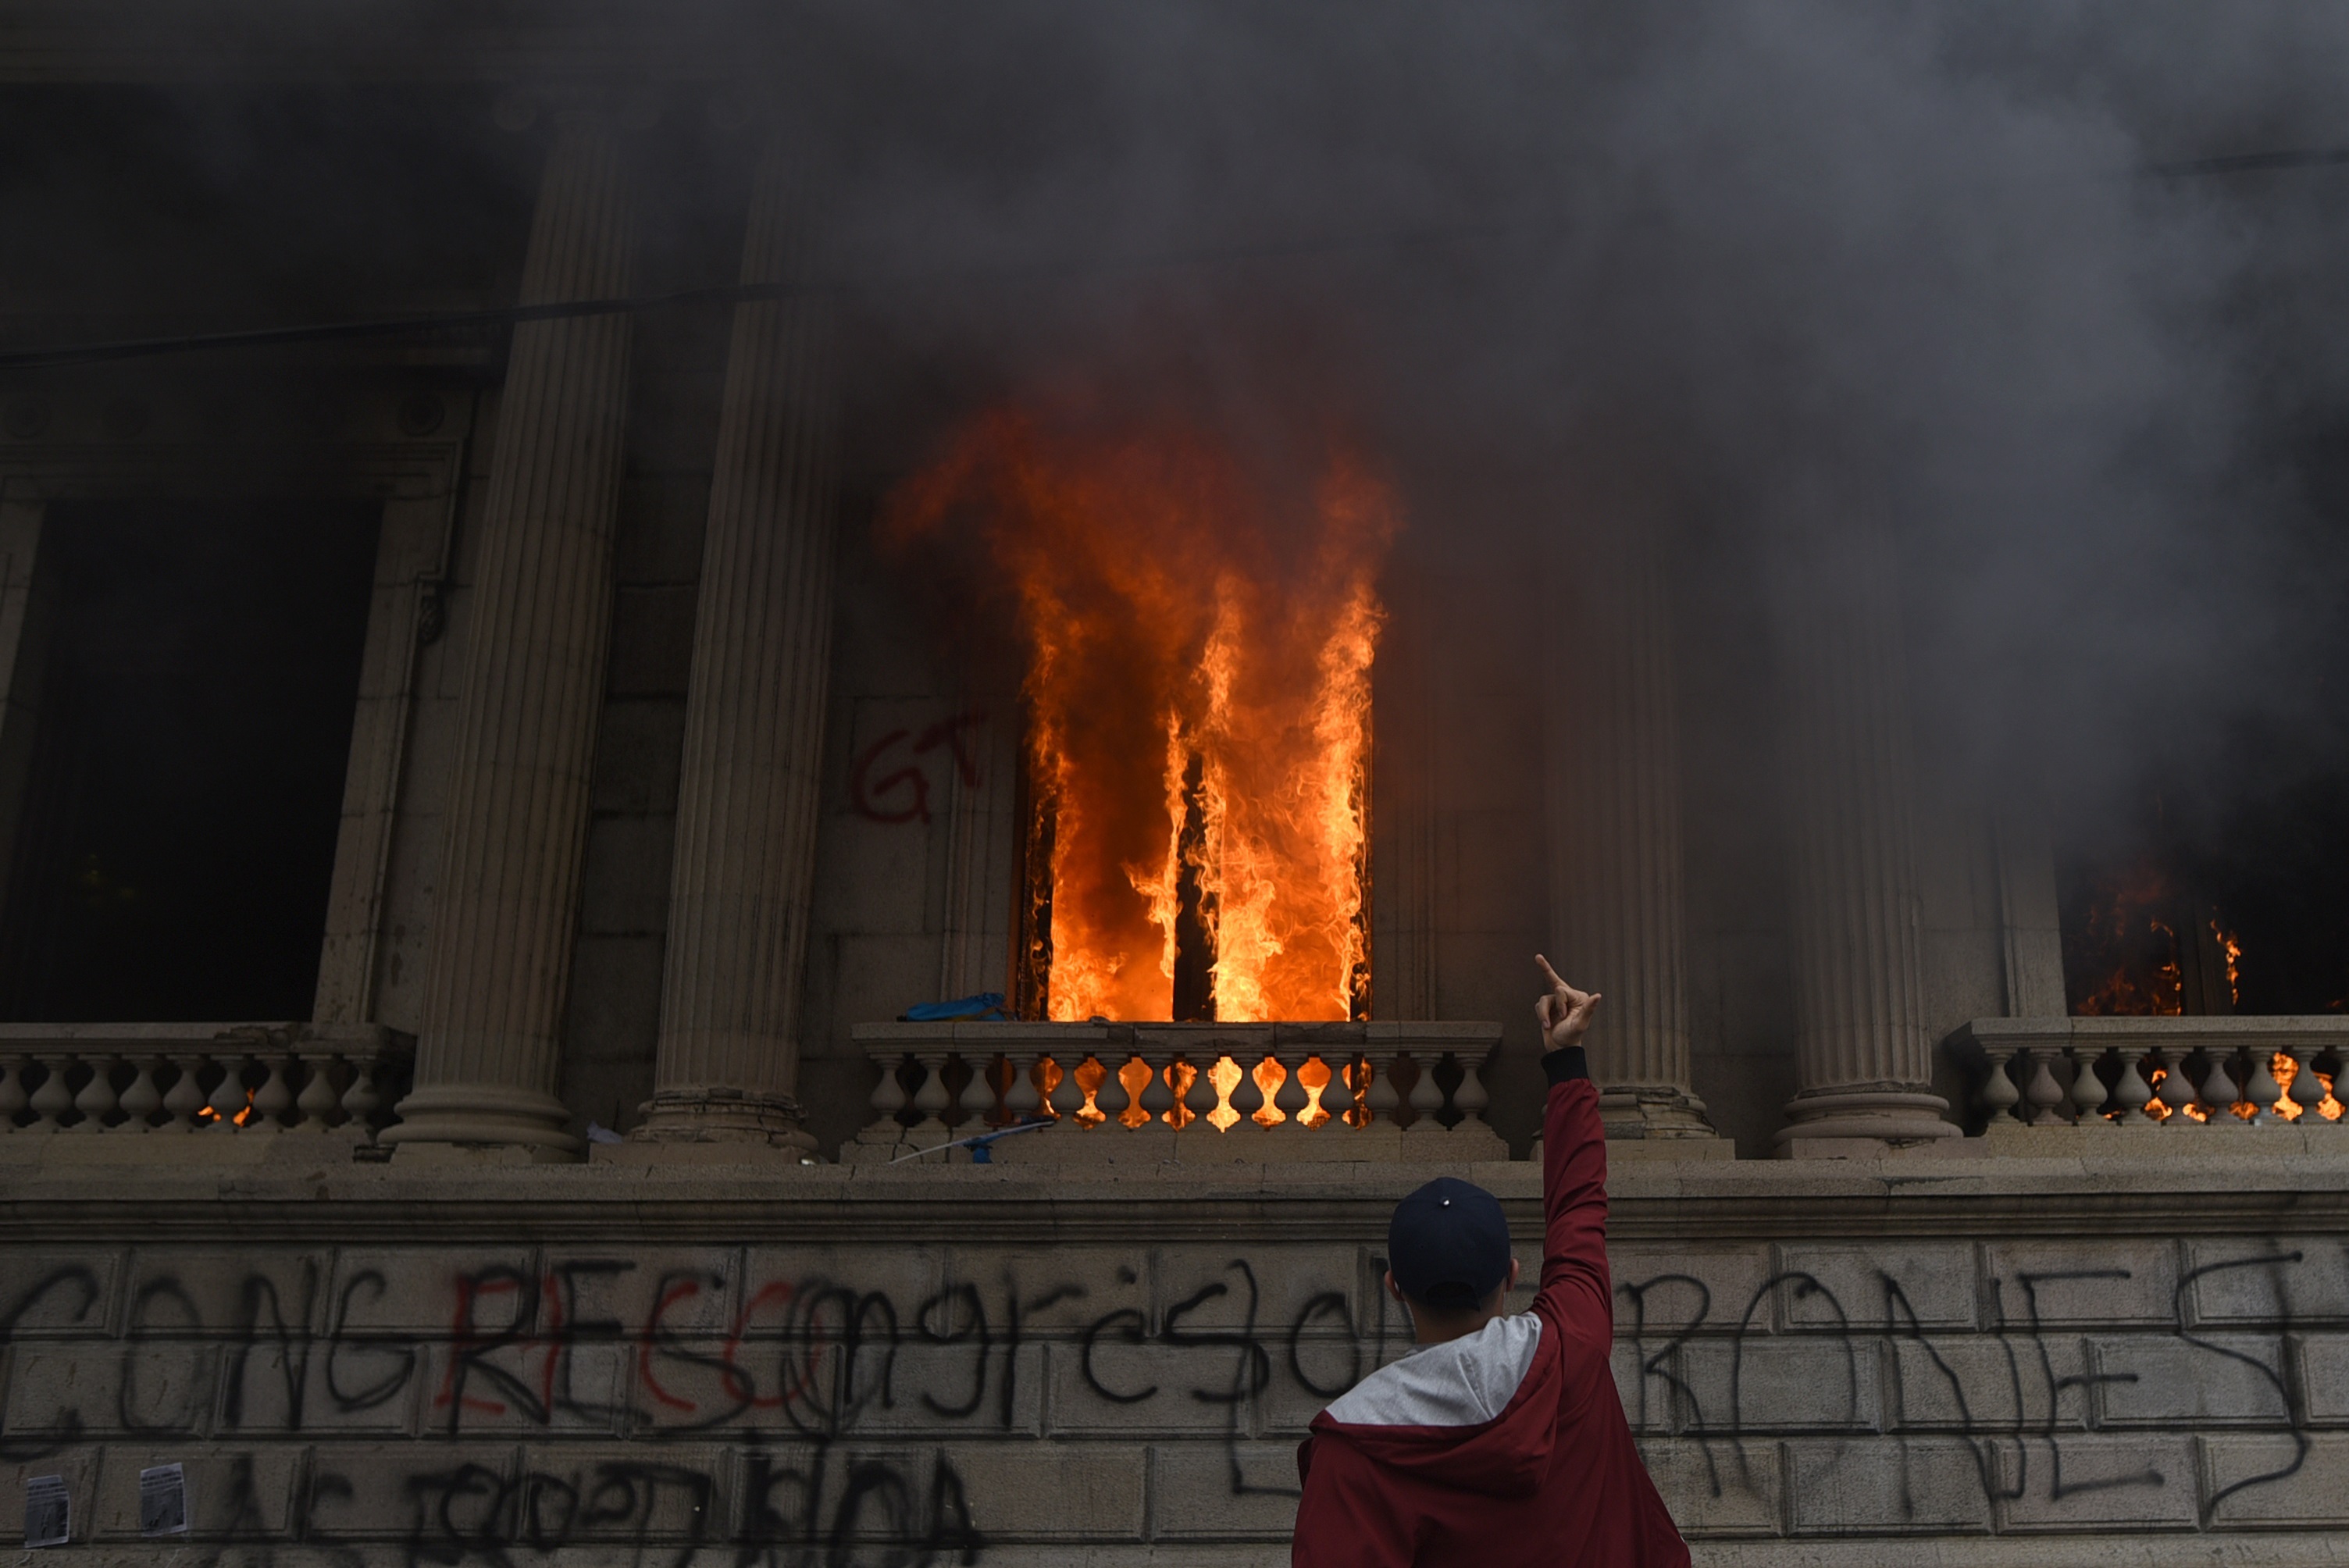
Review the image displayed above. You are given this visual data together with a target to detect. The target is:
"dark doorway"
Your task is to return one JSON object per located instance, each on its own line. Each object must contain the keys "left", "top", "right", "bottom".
{"left": 0, "top": 498, "right": 380, "bottom": 1020}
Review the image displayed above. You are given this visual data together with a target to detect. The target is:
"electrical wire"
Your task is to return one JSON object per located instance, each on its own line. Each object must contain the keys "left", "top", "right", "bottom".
{"left": 0, "top": 146, "right": 2340, "bottom": 373}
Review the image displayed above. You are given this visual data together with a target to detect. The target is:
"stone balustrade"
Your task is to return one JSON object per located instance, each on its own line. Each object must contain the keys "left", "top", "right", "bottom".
{"left": 0, "top": 1023, "right": 412, "bottom": 1151}
{"left": 1965, "top": 1016, "right": 2349, "bottom": 1141}
{"left": 847, "top": 1020, "right": 1507, "bottom": 1163}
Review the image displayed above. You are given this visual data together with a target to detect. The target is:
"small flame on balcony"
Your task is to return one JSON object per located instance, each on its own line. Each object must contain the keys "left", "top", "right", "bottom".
{"left": 2140, "top": 1065, "right": 2208, "bottom": 1122}
{"left": 2268, "top": 1052, "right": 2345, "bottom": 1121}
{"left": 883, "top": 408, "right": 1394, "bottom": 1022}
{"left": 2214, "top": 920, "right": 2244, "bottom": 1008}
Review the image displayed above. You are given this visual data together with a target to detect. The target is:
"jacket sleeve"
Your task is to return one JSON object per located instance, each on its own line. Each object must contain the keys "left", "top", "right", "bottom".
{"left": 1292, "top": 1433, "right": 1413, "bottom": 1568}
{"left": 1535, "top": 1045, "right": 1612, "bottom": 1350}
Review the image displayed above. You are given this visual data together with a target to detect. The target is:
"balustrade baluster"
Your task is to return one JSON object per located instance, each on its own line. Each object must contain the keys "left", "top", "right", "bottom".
{"left": 1291, "top": 1055, "right": 1327, "bottom": 1127}
{"left": 340, "top": 1057, "right": 383, "bottom": 1131}
{"left": 2154, "top": 1048, "right": 2196, "bottom": 1125}
{"left": 250, "top": 1055, "right": 295, "bottom": 1131}
{"left": 1094, "top": 1057, "right": 1132, "bottom": 1123}
{"left": 295, "top": 1054, "right": 342, "bottom": 1130}
{"left": 207, "top": 1055, "right": 251, "bottom": 1131}
{"left": 1232, "top": 1057, "right": 1267, "bottom": 1126}
{"left": 162, "top": 1056, "right": 209, "bottom": 1133}
{"left": 1003, "top": 1053, "right": 1041, "bottom": 1121}
{"left": 1047, "top": 1056, "right": 1086, "bottom": 1121}
{"left": 67, "top": 1055, "right": 118, "bottom": 1133}
{"left": 28, "top": 1056, "right": 73, "bottom": 1131}
{"left": 909, "top": 1051, "right": 953, "bottom": 1133}
{"left": 2199, "top": 1050, "right": 2240, "bottom": 1126}
{"left": 1455, "top": 1050, "right": 1492, "bottom": 1131}
{"left": 1140, "top": 1056, "right": 1175, "bottom": 1124}
{"left": 2244, "top": 1049, "right": 2283, "bottom": 1124}
{"left": 2112, "top": 1047, "right": 2154, "bottom": 1124}
{"left": 0, "top": 1056, "right": 26, "bottom": 1131}
{"left": 2069, "top": 1048, "right": 2109, "bottom": 1124}
{"left": 2022, "top": 1046, "right": 2067, "bottom": 1125}
{"left": 870, "top": 1053, "right": 910, "bottom": 1128}
{"left": 1979, "top": 1045, "right": 2021, "bottom": 1124}
{"left": 1406, "top": 1054, "right": 1445, "bottom": 1128}
{"left": 1363, "top": 1054, "right": 1399, "bottom": 1128}
{"left": 1274, "top": 1053, "right": 1311, "bottom": 1128}
{"left": 2287, "top": 1046, "right": 2326, "bottom": 1118}
{"left": 116, "top": 1059, "right": 163, "bottom": 1132}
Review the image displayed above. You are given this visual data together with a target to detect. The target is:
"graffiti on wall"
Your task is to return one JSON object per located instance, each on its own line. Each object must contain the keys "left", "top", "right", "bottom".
{"left": 2, "top": 1239, "right": 2340, "bottom": 1562}
{"left": 849, "top": 711, "right": 988, "bottom": 826}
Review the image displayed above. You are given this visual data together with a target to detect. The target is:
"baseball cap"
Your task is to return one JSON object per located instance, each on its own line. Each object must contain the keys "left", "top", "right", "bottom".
{"left": 1387, "top": 1177, "right": 1512, "bottom": 1309}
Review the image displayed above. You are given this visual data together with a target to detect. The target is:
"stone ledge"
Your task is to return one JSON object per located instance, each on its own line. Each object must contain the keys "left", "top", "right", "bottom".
{"left": 5, "top": 1549, "right": 2340, "bottom": 1568}
{"left": 4, "top": 1146, "right": 2349, "bottom": 1243}
{"left": 1691, "top": 1542, "right": 2349, "bottom": 1568}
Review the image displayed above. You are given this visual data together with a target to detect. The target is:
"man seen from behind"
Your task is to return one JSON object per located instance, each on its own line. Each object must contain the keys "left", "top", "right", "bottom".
{"left": 1291, "top": 955, "right": 1691, "bottom": 1566}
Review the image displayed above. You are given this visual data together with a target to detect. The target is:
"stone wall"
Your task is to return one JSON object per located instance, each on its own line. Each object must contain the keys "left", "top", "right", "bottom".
{"left": 5, "top": 1150, "right": 2349, "bottom": 1564}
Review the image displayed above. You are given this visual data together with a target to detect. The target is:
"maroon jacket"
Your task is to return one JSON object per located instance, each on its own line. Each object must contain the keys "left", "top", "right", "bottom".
{"left": 1292, "top": 1047, "right": 1690, "bottom": 1567}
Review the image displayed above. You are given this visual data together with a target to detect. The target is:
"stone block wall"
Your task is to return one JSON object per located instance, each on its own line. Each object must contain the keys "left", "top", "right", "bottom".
{"left": 2, "top": 1158, "right": 2346, "bottom": 1564}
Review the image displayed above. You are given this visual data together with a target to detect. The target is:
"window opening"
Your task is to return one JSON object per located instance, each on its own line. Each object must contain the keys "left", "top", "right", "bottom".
{"left": 0, "top": 498, "right": 380, "bottom": 1019}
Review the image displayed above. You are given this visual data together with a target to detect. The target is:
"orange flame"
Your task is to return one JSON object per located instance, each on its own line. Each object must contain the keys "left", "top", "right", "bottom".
{"left": 2073, "top": 862, "right": 2187, "bottom": 1017}
{"left": 883, "top": 408, "right": 1393, "bottom": 1021}
{"left": 2212, "top": 920, "right": 2243, "bottom": 1008}
{"left": 2269, "top": 1052, "right": 2344, "bottom": 1122}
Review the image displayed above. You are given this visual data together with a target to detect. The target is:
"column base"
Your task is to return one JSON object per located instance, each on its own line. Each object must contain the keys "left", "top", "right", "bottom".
{"left": 380, "top": 1084, "right": 583, "bottom": 1159}
{"left": 1774, "top": 1088, "right": 1959, "bottom": 1158}
{"left": 1599, "top": 1085, "right": 1720, "bottom": 1140}
{"left": 625, "top": 1085, "right": 817, "bottom": 1155}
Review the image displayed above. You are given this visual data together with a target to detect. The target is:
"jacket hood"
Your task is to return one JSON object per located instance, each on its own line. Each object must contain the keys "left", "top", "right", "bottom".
{"left": 1309, "top": 1312, "right": 1561, "bottom": 1496}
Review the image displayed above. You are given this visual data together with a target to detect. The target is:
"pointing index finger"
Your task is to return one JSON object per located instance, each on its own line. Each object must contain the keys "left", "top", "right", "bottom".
{"left": 1535, "top": 953, "right": 1569, "bottom": 993}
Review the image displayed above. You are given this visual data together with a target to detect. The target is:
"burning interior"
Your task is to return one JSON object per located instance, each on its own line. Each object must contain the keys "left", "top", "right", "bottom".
{"left": 885, "top": 408, "right": 1394, "bottom": 1028}
{"left": 2058, "top": 833, "right": 2348, "bottom": 1124}
{"left": 872, "top": 406, "right": 1409, "bottom": 1133}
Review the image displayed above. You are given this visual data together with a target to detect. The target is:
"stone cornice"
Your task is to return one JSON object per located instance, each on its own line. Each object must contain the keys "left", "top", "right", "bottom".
{"left": 5, "top": 1148, "right": 2348, "bottom": 1245}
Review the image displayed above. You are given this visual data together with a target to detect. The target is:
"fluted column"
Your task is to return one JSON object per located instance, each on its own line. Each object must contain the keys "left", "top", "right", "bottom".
{"left": 1545, "top": 520, "right": 1714, "bottom": 1138}
{"left": 1770, "top": 526, "right": 1959, "bottom": 1153}
{"left": 629, "top": 137, "right": 836, "bottom": 1151}
{"left": 382, "top": 112, "right": 637, "bottom": 1159}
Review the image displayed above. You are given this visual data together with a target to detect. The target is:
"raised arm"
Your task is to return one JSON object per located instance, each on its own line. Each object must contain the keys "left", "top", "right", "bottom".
{"left": 1533, "top": 955, "right": 1610, "bottom": 1340}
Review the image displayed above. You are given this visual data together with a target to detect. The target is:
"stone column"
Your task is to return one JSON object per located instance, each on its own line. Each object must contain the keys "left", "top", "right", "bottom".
{"left": 1371, "top": 590, "right": 1439, "bottom": 1021}
{"left": 1545, "top": 521, "right": 1715, "bottom": 1139}
{"left": 627, "top": 137, "right": 837, "bottom": 1152}
{"left": 382, "top": 111, "right": 637, "bottom": 1159}
{"left": 1770, "top": 526, "right": 1959, "bottom": 1154}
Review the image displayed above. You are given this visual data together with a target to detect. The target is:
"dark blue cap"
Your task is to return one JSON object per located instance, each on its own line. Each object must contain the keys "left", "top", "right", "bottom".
{"left": 1387, "top": 1177, "right": 1512, "bottom": 1309}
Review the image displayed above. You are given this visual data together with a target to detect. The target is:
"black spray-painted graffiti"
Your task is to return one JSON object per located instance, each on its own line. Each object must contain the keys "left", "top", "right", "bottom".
{"left": 1616, "top": 1249, "right": 2322, "bottom": 1527}
{"left": 0, "top": 1252, "right": 1398, "bottom": 1565}
{"left": 2, "top": 1242, "right": 2340, "bottom": 1560}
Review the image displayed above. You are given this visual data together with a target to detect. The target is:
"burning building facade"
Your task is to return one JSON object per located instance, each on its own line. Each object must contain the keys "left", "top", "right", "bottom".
{"left": 2, "top": 8, "right": 2349, "bottom": 1563}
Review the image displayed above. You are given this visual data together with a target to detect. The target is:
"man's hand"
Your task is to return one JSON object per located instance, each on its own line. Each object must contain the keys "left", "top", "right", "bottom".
{"left": 1535, "top": 954, "right": 1601, "bottom": 1050}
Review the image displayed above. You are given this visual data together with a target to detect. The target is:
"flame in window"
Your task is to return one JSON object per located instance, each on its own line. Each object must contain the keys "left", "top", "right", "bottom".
{"left": 882, "top": 407, "right": 1393, "bottom": 1022}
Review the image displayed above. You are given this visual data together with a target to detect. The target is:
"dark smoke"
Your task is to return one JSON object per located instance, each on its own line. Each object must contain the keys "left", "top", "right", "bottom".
{"left": 9, "top": 1, "right": 2349, "bottom": 1007}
